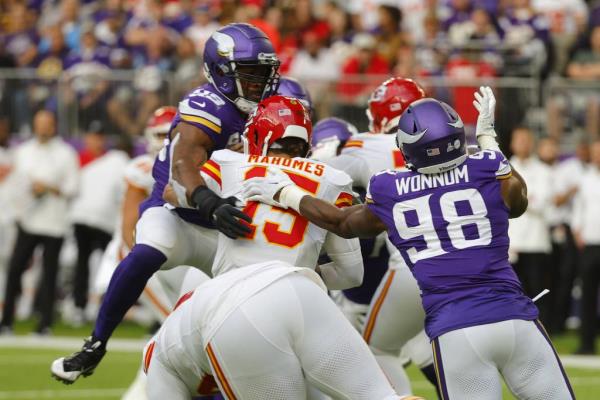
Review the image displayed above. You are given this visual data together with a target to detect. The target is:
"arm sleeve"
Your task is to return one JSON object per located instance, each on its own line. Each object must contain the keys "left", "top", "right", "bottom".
{"left": 60, "top": 148, "right": 80, "bottom": 198}
{"left": 320, "top": 232, "right": 364, "bottom": 290}
{"left": 178, "top": 94, "right": 223, "bottom": 141}
{"left": 199, "top": 159, "right": 222, "bottom": 196}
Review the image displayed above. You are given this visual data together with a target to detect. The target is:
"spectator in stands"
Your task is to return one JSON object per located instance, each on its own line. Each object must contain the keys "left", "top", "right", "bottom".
{"left": 397, "top": 0, "right": 441, "bottom": 42}
{"left": 508, "top": 127, "right": 554, "bottom": 327}
{"left": 173, "top": 36, "right": 203, "bottom": 100}
{"left": 63, "top": 25, "right": 112, "bottom": 132}
{"left": 572, "top": 140, "right": 600, "bottom": 354}
{"left": 414, "top": 12, "right": 450, "bottom": 77}
{"left": 184, "top": 4, "right": 220, "bottom": 55}
{"left": 448, "top": 7, "right": 502, "bottom": 66}
{"left": 373, "top": 5, "right": 406, "bottom": 68}
{"left": 323, "top": 1, "right": 354, "bottom": 44}
{"left": 106, "top": 66, "right": 161, "bottom": 137}
{"left": 69, "top": 120, "right": 129, "bottom": 326}
{"left": 532, "top": 0, "right": 588, "bottom": 74}
{"left": 288, "top": 29, "right": 340, "bottom": 109}
{"left": 498, "top": 0, "right": 550, "bottom": 77}
{"left": 443, "top": 0, "right": 474, "bottom": 32}
{"left": 30, "top": 25, "right": 69, "bottom": 114}
{"left": 550, "top": 139, "right": 589, "bottom": 333}
{"left": 337, "top": 33, "right": 390, "bottom": 103}
{"left": 3, "top": 2, "right": 38, "bottom": 67}
{"left": 444, "top": 46, "right": 496, "bottom": 138}
{"left": 94, "top": 10, "right": 127, "bottom": 55}
{"left": 161, "top": 0, "right": 192, "bottom": 34}
{"left": 59, "top": 0, "right": 83, "bottom": 51}
{"left": 547, "top": 25, "right": 600, "bottom": 140}
{"left": 0, "top": 110, "right": 79, "bottom": 335}
{"left": 335, "top": 33, "right": 389, "bottom": 129}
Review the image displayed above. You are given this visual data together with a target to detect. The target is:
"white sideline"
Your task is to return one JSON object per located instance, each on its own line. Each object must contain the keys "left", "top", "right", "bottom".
{"left": 0, "top": 336, "right": 147, "bottom": 352}
{"left": 0, "top": 388, "right": 126, "bottom": 399}
{"left": 3, "top": 337, "right": 600, "bottom": 369}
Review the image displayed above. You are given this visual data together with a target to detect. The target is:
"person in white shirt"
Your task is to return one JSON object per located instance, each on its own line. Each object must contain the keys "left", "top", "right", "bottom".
{"left": 571, "top": 140, "right": 600, "bottom": 354}
{"left": 508, "top": 127, "right": 554, "bottom": 326}
{"left": 69, "top": 120, "right": 130, "bottom": 324}
{"left": 0, "top": 110, "right": 79, "bottom": 335}
{"left": 549, "top": 140, "right": 589, "bottom": 332}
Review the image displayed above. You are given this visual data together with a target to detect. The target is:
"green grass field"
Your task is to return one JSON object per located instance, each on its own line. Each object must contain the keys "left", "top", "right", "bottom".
{"left": 0, "top": 320, "right": 598, "bottom": 399}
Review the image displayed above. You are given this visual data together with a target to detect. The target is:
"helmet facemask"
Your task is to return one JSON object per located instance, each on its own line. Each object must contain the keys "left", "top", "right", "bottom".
{"left": 206, "top": 56, "right": 280, "bottom": 114}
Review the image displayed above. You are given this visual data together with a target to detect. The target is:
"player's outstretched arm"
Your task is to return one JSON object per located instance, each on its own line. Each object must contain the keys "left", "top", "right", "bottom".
{"left": 170, "top": 123, "right": 251, "bottom": 238}
{"left": 243, "top": 168, "right": 387, "bottom": 238}
{"left": 298, "top": 198, "right": 386, "bottom": 239}
{"left": 501, "top": 167, "right": 528, "bottom": 218}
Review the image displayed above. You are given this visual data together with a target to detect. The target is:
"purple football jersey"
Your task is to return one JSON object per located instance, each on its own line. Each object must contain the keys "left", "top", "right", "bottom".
{"left": 140, "top": 83, "right": 247, "bottom": 226}
{"left": 366, "top": 150, "right": 538, "bottom": 339}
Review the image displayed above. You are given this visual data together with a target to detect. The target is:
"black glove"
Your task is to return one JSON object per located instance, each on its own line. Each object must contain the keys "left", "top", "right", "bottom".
{"left": 191, "top": 186, "right": 252, "bottom": 239}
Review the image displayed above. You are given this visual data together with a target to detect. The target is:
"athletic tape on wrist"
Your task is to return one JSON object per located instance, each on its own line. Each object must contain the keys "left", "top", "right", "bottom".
{"left": 477, "top": 134, "right": 501, "bottom": 152}
{"left": 279, "top": 185, "right": 307, "bottom": 212}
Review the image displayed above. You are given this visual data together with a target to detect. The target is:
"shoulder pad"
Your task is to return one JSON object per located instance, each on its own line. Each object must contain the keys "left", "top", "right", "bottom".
{"left": 323, "top": 163, "right": 353, "bottom": 188}
{"left": 210, "top": 149, "right": 245, "bottom": 165}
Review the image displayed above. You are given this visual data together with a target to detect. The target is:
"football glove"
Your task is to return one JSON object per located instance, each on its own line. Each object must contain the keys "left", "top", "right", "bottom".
{"left": 473, "top": 86, "right": 500, "bottom": 151}
{"left": 191, "top": 186, "right": 252, "bottom": 239}
{"left": 242, "top": 167, "right": 294, "bottom": 209}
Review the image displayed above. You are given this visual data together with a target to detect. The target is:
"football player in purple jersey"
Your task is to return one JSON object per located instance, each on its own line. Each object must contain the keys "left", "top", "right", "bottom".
{"left": 242, "top": 87, "right": 574, "bottom": 399}
{"left": 52, "top": 23, "right": 281, "bottom": 384}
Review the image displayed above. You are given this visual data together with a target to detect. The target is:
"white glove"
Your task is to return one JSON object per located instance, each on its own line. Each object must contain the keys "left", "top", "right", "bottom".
{"left": 473, "top": 86, "right": 500, "bottom": 151}
{"left": 241, "top": 167, "right": 294, "bottom": 208}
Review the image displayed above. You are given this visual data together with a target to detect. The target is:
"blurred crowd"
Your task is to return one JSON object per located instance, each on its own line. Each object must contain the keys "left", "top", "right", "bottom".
{"left": 1, "top": 0, "right": 600, "bottom": 138}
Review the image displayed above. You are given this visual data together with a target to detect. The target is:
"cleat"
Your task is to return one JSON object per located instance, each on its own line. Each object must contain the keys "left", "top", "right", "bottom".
{"left": 50, "top": 337, "right": 106, "bottom": 384}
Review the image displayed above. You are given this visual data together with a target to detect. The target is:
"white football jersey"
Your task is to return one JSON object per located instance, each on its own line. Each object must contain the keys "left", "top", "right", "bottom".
{"left": 124, "top": 154, "right": 155, "bottom": 194}
{"left": 201, "top": 150, "right": 356, "bottom": 277}
{"left": 327, "top": 133, "right": 405, "bottom": 188}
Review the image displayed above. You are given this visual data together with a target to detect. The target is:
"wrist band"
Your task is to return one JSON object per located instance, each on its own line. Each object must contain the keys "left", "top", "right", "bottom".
{"left": 279, "top": 185, "right": 307, "bottom": 212}
{"left": 477, "top": 135, "right": 501, "bottom": 152}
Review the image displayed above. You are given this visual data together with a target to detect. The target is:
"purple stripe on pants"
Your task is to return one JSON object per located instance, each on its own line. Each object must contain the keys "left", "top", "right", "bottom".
{"left": 432, "top": 337, "right": 451, "bottom": 400}
{"left": 533, "top": 319, "right": 576, "bottom": 399}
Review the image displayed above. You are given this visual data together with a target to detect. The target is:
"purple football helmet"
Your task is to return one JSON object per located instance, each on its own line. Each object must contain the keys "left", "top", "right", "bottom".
{"left": 396, "top": 98, "right": 467, "bottom": 174}
{"left": 277, "top": 77, "right": 312, "bottom": 113}
{"left": 310, "top": 117, "right": 358, "bottom": 161}
{"left": 203, "top": 23, "right": 280, "bottom": 114}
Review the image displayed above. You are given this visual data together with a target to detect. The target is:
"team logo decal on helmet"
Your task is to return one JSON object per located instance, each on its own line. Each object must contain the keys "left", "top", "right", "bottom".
{"left": 367, "top": 77, "right": 426, "bottom": 134}
{"left": 203, "top": 23, "right": 280, "bottom": 114}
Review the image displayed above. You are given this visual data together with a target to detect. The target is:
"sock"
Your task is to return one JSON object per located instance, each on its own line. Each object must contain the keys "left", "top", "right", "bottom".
{"left": 420, "top": 363, "right": 441, "bottom": 399}
{"left": 92, "top": 244, "right": 166, "bottom": 343}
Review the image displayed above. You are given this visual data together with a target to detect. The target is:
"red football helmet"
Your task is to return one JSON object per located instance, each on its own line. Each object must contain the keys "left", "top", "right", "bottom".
{"left": 145, "top": 106, "right": 177, "bottom": 154}
{"left": 366, "top": 77, "right": 426, "bottom": 134}
{"left": 243, "top": 95, "right": 312, "bottom": 156}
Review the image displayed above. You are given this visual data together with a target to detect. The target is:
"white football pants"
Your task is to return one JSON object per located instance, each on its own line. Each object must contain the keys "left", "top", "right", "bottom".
{"left": 432, "top": 319, "right": 575, "bottom": 399}
{"left": 205, "top": 273, "right": 400, "bottom": 400}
